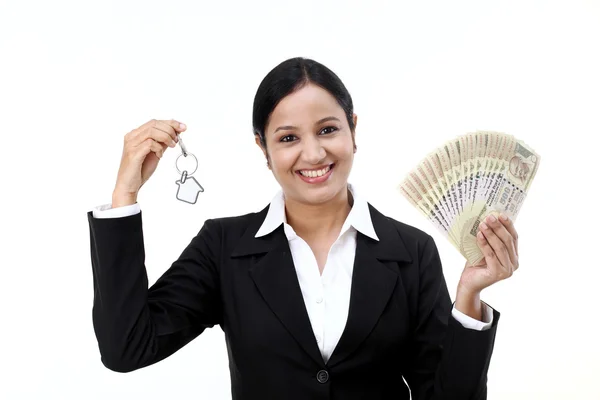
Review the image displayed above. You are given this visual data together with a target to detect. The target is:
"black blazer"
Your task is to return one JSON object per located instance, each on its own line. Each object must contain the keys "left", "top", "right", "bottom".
{"left": 87, "top": 202, "right": 499, "bottom": 400}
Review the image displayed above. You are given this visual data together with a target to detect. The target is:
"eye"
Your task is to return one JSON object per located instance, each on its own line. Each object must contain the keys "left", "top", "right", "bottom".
{"left": 280, "top": 134, "right": 297, "bottom": 143}
{"left": 320, "top": 126, "right": 338, "bottom": 135}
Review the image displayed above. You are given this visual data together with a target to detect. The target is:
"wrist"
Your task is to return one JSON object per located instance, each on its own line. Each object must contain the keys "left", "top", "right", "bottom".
{"left": 112, "top": 190, "right": 137, "bottom": 208}
{"left": 455, "top": 288, "right": 482, "bottom": 321}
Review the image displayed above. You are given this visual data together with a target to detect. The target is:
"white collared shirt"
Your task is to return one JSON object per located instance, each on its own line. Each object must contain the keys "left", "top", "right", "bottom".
{"left": 92, "top": 184, "right": 492, "bottom": 363}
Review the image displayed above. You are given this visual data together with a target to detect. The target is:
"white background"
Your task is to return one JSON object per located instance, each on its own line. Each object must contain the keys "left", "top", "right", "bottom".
{"left": 1, "top": 0, "right": 598, "bottom": 399}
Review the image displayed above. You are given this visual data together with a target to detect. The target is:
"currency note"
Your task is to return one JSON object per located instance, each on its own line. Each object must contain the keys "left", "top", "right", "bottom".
{"left": 436, "top": 144, "right": 460, "bottom": 221}
{"left": 460, "top": 135, "right": 541, "bottom": 264}
{"left": 426, "top": 151, "right": 457, "bottom": 218}
{"left": 420, "top": 156, "right": 454, "bottom": 226}
{"left": 399, "top": 130, "right": 540, "bottom": 266}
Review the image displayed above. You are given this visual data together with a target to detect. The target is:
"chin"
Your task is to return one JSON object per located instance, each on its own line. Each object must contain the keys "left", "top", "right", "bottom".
{"left": 293, "top": 179, "right": 348, "bottom": 205}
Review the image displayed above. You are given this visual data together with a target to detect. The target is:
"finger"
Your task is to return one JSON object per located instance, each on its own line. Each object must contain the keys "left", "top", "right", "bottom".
{"left": 149, "top": 127, "right": 178, "bottom": 148}
{"left": 484, "top": 214, "right": 518, "bottom": 268}
{"left": 146, "top": 139, "right": 165, "bottom": 159}
{"left": 129, "top": 119, "right": 186, "bottom": 144}
{"left": 476, "top": 230, "right": 503, "bottom": 274}
{"left": 479, "top": 221, "right": 513, "bottom": 276}
{"left": 498, "top": 213, "right": 519, "bottom": 257}
{"left": 162, "top": 118, "right": 187, "bottom": 134}
{"left": 155, "top": 119, "right": 186, "bottom": 143}
{"left": 132, "top": 138, "right": 164, "bottom": 161}
{"left": 145, "top": 118, "right": 187, "bottom": 134}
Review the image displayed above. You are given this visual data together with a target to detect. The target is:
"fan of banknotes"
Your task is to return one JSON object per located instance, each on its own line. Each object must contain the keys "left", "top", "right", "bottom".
{"left": 398, "top": 130, "right": 540, "bottom": 265}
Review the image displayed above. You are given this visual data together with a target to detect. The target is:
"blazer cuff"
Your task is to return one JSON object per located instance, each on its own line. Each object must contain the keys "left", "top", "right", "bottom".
{"left": 452, "top": 301, "right": 494, "bottom": 331}
{"left": 440, "top": 306, "right": 500, "bottom": 397}
{"left": 92, "top": 202, "right": 141, "bottom": 219}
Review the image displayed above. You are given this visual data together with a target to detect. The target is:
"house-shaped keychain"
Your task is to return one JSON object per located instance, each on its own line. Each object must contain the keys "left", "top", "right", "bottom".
{"left": 175, "top": 170, "right": 204, "bottom": 204}
{"left": 174, "top": 136, "right": 204, "bottom": 204}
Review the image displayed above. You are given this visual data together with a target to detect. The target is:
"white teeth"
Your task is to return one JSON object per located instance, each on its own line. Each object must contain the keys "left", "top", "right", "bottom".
{"left": 299, "top": 165, "right": 331, "bottom": 178}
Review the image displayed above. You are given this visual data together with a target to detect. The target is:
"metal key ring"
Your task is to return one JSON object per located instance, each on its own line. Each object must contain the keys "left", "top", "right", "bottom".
{"left": 175, "top": 153, "right": 198, "bottom": 176}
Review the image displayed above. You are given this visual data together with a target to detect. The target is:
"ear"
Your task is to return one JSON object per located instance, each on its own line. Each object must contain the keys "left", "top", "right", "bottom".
{"left": 352, "top": 113, "right": 358, "bottom": 153}
{"left": 255, "top": 134, "right": 267, "bottom": 156}
{"left": 255, "top": 134, "right": 271, "bottom": 169}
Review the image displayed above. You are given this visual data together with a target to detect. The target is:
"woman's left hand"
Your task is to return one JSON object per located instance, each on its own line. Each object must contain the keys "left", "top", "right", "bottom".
{"left": 458, "top": 213, "right": 520, "bottom": 296}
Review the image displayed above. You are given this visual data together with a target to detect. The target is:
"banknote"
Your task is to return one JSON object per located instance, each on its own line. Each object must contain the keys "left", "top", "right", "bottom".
{"left": 399, "top": 130, "right": 540, "bottom": 265}
{"left": 427, "top": 151, "right": 457, "bottom": 218}
{"left": 436, "top": 143, "right": 461, "bottom": 220}
{"left": 399, "top": 179, "right": 461, "bottom": 253}
{"left": 420, "top": 156, "right": 454, "bottom": 228}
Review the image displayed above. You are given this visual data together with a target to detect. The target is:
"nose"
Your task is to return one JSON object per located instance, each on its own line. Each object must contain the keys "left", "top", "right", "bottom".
{"left": 301, "top": 135, "right": 326, "bottom": 164}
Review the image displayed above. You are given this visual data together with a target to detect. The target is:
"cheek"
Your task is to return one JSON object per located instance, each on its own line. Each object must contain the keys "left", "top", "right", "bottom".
{"left": 269, "top": 148, "right": 299, "bottom": 173}
{"left": 331, "top": 139, "right": 355, "bottom": 161}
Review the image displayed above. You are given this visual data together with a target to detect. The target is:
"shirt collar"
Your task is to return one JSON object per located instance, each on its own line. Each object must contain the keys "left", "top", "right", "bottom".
{"left": 254, "top": 183, "right": 379, "bottom": 241}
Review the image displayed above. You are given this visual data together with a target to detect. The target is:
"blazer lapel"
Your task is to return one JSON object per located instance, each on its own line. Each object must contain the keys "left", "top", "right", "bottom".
{"left": 326, "top": 204, "right": 413, "bottom": 368}
{"left": 231, "top": 206, "right": 325, "bottom": 367}
{"left": 230, "top": 203, "right": 414, "bottom": 369}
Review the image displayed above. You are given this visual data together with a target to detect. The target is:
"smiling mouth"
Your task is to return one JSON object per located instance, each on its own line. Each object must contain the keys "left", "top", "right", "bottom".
{"left": 296, "top": 163, "right": 335, "bottom": 178}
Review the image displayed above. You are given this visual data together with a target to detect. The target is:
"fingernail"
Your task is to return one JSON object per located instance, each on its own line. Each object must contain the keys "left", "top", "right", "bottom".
{"left": 500, "top": 213, "right": 508, "bottom": 221}
{"left": 180, "top": 123, "right": 186, "bottom": 129}
{"left": 481, "top": 222, "right": 489, "bottom": 230}
{"left": 171, "top": 140, "right": 176, "bottom": 147}
{"left": 486, "top": 215, "right": 496, "bottom": 223}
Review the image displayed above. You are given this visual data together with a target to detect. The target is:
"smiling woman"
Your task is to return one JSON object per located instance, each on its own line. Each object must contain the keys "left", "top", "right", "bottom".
{"left": 88, "top": 56, "right": 506, "bottom": 400}
{"left": 253, "top": 58, "right": 358, "bottom": 209}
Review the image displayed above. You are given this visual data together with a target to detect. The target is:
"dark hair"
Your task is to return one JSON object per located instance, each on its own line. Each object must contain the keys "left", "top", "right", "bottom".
{"left": 252, "top": 57, "right": 355, "bottom": 149}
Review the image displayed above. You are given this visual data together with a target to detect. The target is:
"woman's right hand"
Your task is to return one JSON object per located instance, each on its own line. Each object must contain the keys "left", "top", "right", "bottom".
{"left": 112, "top": 119, "right": 187, "bottom": 206}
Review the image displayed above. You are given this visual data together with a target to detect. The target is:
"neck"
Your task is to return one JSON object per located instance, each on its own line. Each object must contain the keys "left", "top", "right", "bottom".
{"left": 284, "top": 186, "right": 353, "bottom": 240}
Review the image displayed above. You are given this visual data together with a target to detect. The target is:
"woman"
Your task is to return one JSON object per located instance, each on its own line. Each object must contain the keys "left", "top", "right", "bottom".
{"left": 88, "top": 57, "right": 519, "bottom": 399}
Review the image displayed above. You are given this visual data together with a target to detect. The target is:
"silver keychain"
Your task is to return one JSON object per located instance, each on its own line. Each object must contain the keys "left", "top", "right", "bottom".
{"left": 174, "top": 134, "right": 204, "bottom": 204}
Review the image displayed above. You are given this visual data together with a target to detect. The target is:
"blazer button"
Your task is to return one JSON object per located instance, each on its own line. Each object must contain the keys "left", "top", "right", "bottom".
{"left": 316, "top": 370, "right": 329, "bottom": 384}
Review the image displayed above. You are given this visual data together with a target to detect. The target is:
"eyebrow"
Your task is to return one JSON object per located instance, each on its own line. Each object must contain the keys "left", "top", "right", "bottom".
{"left": 273, "top": 116, "right": 341, "bottom": 134}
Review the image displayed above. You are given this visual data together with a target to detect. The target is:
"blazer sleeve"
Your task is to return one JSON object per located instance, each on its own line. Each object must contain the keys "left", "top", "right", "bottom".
{"left": 403, "top": 236, "right": 500, "bottom": 400}
{"left": 87, "top": 210, "right": 222, "bottom": 373}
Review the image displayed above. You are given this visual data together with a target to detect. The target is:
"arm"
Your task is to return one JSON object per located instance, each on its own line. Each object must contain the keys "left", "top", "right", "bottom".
{"left": 87, "top": 210, "right": 222, "bottom": 372}
{"left": 403, "top": 236, "right": 500, "bottom": 400}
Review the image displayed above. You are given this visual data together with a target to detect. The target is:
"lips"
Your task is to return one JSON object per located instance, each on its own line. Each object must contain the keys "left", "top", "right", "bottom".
{"left": 296, "top": 163, "right": 335, "bottom": 184}
{"left": 297, "top": 164, "right": 333, "bottom": 178}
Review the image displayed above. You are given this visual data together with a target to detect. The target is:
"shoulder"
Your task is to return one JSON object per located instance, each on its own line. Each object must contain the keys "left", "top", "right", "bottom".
{"left": 366, "top": 202, "right": 438, "bottom": 261}
{"left": 368, "top": 202, "right": 432, "bottom": 241}
{"left": 195, "top": 204, "right": 270, "bottom": 241}
{"left": 367, "top": 204, "right": 448, "bottom": 295}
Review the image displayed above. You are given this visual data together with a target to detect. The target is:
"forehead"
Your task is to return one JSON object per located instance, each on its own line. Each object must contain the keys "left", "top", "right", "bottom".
{"left": 268, "top": 84, "right": 343, "bottom": 127}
